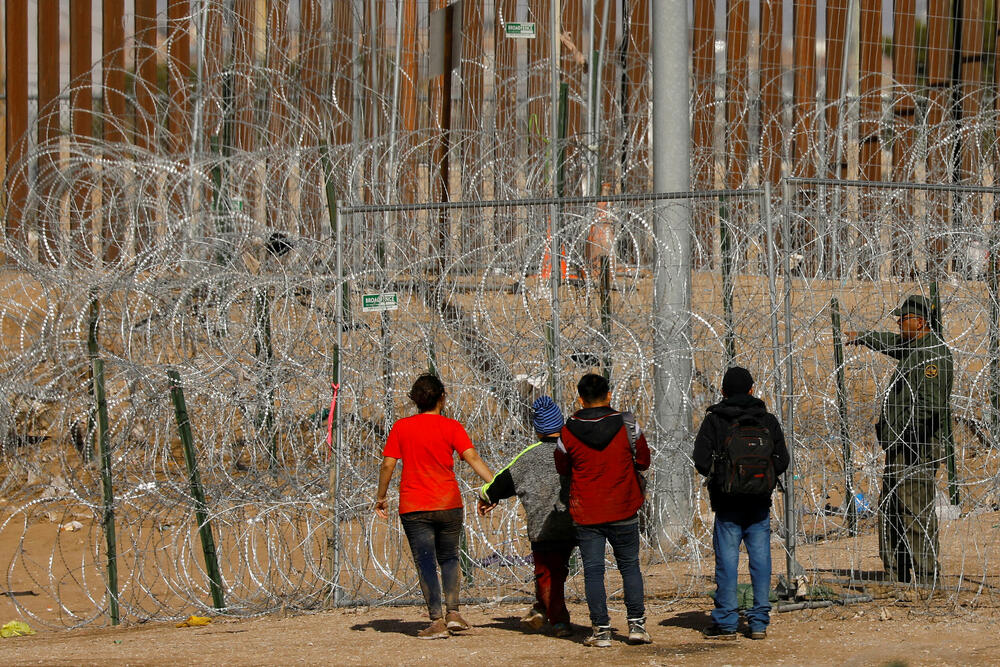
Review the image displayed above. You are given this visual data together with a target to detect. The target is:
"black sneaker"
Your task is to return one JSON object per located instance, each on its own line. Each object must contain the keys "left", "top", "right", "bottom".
{"left": 627, "top": 617, "right": 652, "bottom": 644}
{"left": 551, "top": 622, "right": 574, "bottom": 638}
{"left": 702, "top": 624, "right": 738, "bottom": 640}
{"left": 749, "top": 628, "right": 767, "bottom": 640}
{"left": 583, "top": 625, "right": 612, "bottom": 648}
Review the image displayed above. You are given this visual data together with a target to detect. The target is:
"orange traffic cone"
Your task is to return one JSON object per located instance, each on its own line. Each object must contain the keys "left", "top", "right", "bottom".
{"left": 540, "top": 228, "right": 572, "bottom": 280}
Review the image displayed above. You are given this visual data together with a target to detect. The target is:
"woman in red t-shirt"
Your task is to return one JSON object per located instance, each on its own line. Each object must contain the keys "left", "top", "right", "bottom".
{"left": 374, "top": 374, "right": 493, "bottom": 639}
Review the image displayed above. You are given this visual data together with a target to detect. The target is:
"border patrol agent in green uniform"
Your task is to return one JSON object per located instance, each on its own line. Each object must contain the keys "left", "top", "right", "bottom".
{"left": 847, "top": 295, "right": 953, "bottom": 584}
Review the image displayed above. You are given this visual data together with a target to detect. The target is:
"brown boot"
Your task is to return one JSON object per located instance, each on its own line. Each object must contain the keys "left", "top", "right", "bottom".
{"left": 445, "top": 611, "right": 470, "bottom": 632}
{"left": 520, "top": 605, "right": 546, "bottom": 631}
{"left": 417, "top": 618, "right": 449, "bottom": 640}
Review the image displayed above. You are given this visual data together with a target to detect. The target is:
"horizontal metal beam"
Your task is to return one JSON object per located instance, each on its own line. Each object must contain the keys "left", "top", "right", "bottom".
{"left": 341, "top": 188, "right": 765, "bottom": 214}
{"left": 787, "top": 176, "right": 1000, "bottom": 196}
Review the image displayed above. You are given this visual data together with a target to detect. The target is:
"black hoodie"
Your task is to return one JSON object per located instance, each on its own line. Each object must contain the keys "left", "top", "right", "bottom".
{"left": 692, "top": 393, "right": 789, "bottom": 513}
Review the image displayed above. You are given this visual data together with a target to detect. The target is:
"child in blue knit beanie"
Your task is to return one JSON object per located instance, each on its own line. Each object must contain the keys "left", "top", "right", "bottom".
{"left": 478, "top": 396, "right": 577, "bottom": 637}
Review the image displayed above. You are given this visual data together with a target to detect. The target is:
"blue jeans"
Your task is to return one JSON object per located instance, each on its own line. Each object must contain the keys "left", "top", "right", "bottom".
{"left": 711, "top": 507, "right": 772, "bottom": 632}
{"left": 399, "top": 508, "right": 463, "bottom": 619}
{"left": 576, "top": 520, "right": 645, "bottom": 626}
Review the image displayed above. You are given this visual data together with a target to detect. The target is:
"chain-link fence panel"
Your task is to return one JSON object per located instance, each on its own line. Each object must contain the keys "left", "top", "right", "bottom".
{"left": 782, "top": 177, "right": 1000, "bottom": 603}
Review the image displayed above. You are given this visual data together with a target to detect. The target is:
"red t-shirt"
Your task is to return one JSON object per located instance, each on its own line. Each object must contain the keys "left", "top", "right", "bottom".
{"left": 382, "top": 413, "right": 475, "bottom": 514}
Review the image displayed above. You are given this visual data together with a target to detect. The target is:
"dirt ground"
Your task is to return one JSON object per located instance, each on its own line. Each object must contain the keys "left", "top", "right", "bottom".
{"left": 0, "top": 595, "right": 998, "bottom": 666}
{"left": 2, "top": 271, "right": 1000, "bottom": 666}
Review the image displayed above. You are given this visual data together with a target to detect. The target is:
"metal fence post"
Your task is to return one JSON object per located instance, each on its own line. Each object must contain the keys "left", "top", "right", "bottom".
{"left": 764, "top": 183, "right": 784, "bottom": 421}
{"left": 830, "top": 297, "right": 857, "bottom": 535}
{"left": 780, "top": 179, "right": 802, "bottom": 586}
{"left": 548, "top": 0, "right": 562, "bottom": 404}
{"left": 930, "top": 282, "right": 959, "bottom": 504}
{"left": 329, "top": 200, "right": 346, "bottom": 607}
{"left": 720, "top": 196, "right": 735, "bottom": 363}
{"left": 650, "top": 0, "right": 694, "bottom": 550}
{"left": 94, "top": 356, "right": 119, "bottom": 625}
{"left": 167, "top": 369, "right": 226, "bottom": 610}
{"left": 989, "top": 248, "right": 1000, "bottom": 451}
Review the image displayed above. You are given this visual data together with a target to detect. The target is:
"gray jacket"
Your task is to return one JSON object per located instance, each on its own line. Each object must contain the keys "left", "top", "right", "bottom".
{"left": 479, "top": 437, "right": 575, "bottom": 544}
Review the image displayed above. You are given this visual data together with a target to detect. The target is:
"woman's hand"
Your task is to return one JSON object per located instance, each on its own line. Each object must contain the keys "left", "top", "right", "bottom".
{"left": 477, "top": 498, "right": 497, "bottom": 516}
{"left": 373, "top": 497, "right": 389, "bottom": 519}
{"left": 374, "top": 456, "right": 398, "bottom": 519}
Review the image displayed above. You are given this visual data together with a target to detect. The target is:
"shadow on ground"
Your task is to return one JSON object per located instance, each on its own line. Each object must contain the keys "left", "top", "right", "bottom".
{"left": 349, "top": 619, "right": 425, "bottom": 636}
{"left": 477, "top": 616, "right": 583, "bottom": 643}
{"left": 658, "top": 610, "right": 709, "bottom": 631}
{"left": 818, "top": 568, "right": 891, "bottom": 581}
{"left": 476, "top": 615, "right": 523, "bottom": 632}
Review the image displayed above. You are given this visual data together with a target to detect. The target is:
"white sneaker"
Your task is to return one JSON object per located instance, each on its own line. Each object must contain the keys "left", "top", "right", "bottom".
{"left": 583, "top": 625, "right": 612, "bottom": 647}
{"left": 627, "top": 617, "right": 652, "bottom": 644}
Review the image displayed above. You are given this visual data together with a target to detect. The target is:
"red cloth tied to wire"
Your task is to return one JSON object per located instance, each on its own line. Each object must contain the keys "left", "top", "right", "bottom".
{"left": 326, "top": 382, "right": 340, "bottom": 461}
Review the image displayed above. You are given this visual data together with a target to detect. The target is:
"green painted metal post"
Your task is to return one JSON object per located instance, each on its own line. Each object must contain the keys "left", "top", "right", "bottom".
{"left": 252, "top": 288, "right": 277, "bottom": 468}
{"left": 989, "top": 253, "right": 1000, "bottom": 451}
{"left": 427, "top": 339, "right": 438, "bottom": 376}
{"left": 93, "top": 356, "right": 119, "bottom": 624}
{"left": 557, "top": 82, "right": 568, "bottom": 199}
{"left": 545, "top": 321, "right": 556, "bottom": 397}
{"left": 720, "top": 197, "right": 735, "bottom": 363}
{"left": 85, "top": 295, "right": 99, "bottom": 463}
{"left": 168, "top": 369, "right": 226, "bottom": 610}
{"left": 830, "top": 298, "right": 857, "bottom": 535}
{"left": 589, "top": 48, "right": 602, "bottom": 189}
{"left": 600, "top": 254, "right": 612, "bottom": 378}
{"left": 930, "top": 282, "right": 958, "bottom": 504}
{"left": 545, "top": 82, "right": 569, "bottom": 402}
{"left": 328, "top": 200, "right": 346, "bottom": 607}
{"left": 209, "top": 135, "right": 233, "bottom": 267}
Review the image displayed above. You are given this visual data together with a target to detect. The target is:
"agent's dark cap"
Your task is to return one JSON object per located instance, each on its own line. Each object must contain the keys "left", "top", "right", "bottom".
{"left": 891, "top": 295, "right": 932, "bottom": 319}
{"left": 531, "top": 396, "right": 564, "bottom": 435}
{"left": 722, "top": 366, "right": 754, "bottom": 396}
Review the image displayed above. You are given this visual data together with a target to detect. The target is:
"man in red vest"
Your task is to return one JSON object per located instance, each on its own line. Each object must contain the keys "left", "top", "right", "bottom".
{"left": 555, "top": 373, "right": 651, "bottom": 647}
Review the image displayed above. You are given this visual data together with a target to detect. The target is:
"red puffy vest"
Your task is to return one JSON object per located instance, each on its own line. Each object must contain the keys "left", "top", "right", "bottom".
{"left": 556, "top": 421, "right": 646, "bottom": 525}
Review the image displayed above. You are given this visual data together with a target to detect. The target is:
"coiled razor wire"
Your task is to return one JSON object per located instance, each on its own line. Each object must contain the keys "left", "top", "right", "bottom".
{"left": 2, "top": 4, "right": 1000, "bottom": 628}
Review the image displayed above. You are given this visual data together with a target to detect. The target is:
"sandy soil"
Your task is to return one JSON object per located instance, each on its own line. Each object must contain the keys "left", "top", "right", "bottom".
{"left": 0, "top": 595, "right": 997, "bottom": 666}
{"left": 3, "top": 268, "right": 1000, "bottom": 665}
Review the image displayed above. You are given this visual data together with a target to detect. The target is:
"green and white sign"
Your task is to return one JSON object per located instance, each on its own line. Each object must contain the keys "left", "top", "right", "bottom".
{"left": 362, "top": 292, "right": 399, "bottom": 313}
{"left": 504, "top": 22, "right": 536, "bottom": 39}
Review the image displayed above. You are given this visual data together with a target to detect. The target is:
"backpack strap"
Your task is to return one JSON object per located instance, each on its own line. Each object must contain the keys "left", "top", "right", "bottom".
{"left": 621, "top": 411, "right": 638, "bottom": 461}
{"left": 706, "top": 413, "right": 733, "bottom": 479}
{"left": 620, "top": 411, "right": 647, "bottom": 495}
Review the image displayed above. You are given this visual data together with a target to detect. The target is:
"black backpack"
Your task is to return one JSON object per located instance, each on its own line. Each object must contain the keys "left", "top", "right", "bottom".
{"left": 713, "top": 413, "right": 777, "bottom": 496}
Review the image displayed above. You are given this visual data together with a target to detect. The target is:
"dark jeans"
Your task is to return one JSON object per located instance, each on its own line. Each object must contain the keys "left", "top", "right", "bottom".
{"left": 711, "top": 507, "right": 771, "bottom": 632}
{"left": 576, "top": 521, "right": 645, "bottom": 626}
{"left": 399, "top": 508, "right": 463, "bottom": 619}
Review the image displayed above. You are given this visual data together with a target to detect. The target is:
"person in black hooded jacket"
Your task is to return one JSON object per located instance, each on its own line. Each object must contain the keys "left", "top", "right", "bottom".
{"left": 692, "top": 367, "right": 789, "bottom": 641}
